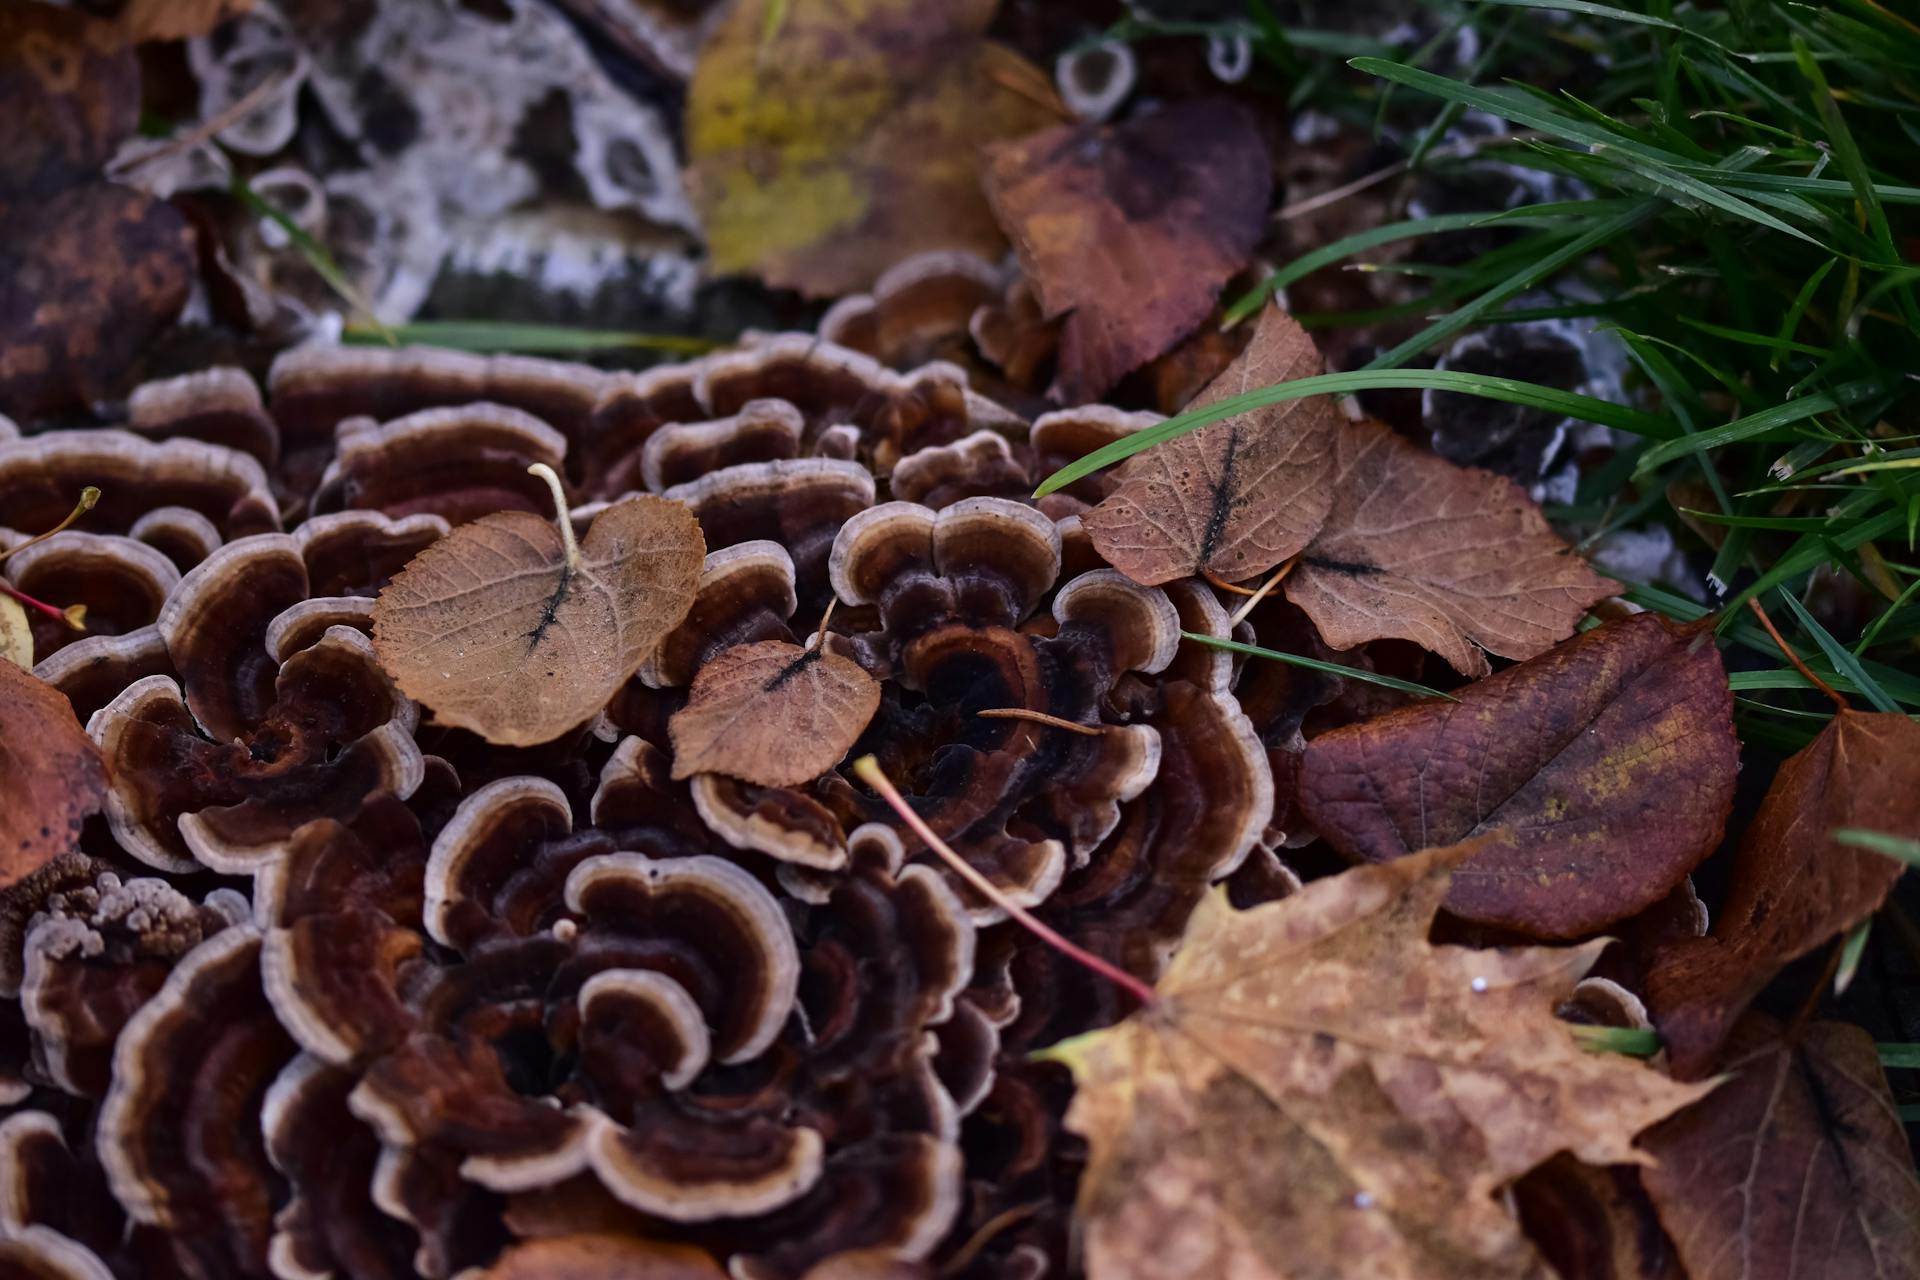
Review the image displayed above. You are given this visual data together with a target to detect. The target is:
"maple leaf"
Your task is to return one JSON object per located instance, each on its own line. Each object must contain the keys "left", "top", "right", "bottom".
{"left": 982, "top": 99, "right": 1272, "bottom": 402}
{"left": 1297, "top": 612, "right": 1738, "bottom": 938}
{"left": 1047, "top": 846, "right": 1714, "bottom": 1280}
{"left": 1081, "top": 307, "right": 1338, "bottom": 587}
{"left": 1285, "top": 417, "right": 1618, "bottom": 676}
{"left": 685, "top": 0, "right": 1062, "bottom": 297}
{"left": 1646, "top": 707, "right": 1920, "bottom": 1078}
{"left": 1639, "top": 1015, "right": 1920, "bottom": 1280}
{"left": 0, "top": 659, "right": 108, "bottom": 887}
{"left": 372, "top": 473, "right": 704, "bottom": 747}
{"left": 668, "top": 638, "right": 881, "bottom": 788}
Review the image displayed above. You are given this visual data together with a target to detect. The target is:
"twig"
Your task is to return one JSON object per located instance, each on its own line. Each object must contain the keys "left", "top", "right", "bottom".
{"left": 1202, "top": 569, "right": 1260, "bottom": 597}
{"left": 852, "top": 756, "right": 1157, "bottom": 1007}
{"left": 1226, "top": 556, "right": 1298, "bottom": 628}
{"left": 106, "top": 70, "right": 293, "bottom": 180}
{"left": 937, "top": 1202, "right": 1046, "bottom": 1278}
{"left": 1746, "top": 597, "right": 1850, "bottom": 710}
{"left": 976, "top": 707, "right": 1104, "bottom": 737}
{"left": 1, "top": 581, "right": 85, "bottom": 631}
{"left": 0, "top": 486, "right": 99, "bottom": 566}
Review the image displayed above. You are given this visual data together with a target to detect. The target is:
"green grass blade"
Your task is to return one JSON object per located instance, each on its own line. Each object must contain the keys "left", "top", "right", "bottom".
{"left": 1836, "top": 831, "right": 1920, "bottom": 869}
{"left": 1179, "top": 632, "right": 1457, "bottom": 701}
{"left": 1034, "top": 369, "right": 1674, "bottom": 496}
{"left": 1634, "top": 380, "right": 1888, "bottom": 473}
{"left": 1364, "top": 201, "right": 1660, "bottom": 370}
{"left": 1774, "top": 589, "right": 1902, "bottom": 711}
{"left": 1570, "top": 1025, "right": 1662, "bottom": 1057}
{"left": 342, "top": 320, "right": 719, "bottom": 356}
{"left": 1220, "top": 210, "right": 1596, "bottom": 328}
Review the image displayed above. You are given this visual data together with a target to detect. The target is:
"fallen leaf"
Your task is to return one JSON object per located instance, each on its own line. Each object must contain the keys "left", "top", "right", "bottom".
{"left": 1081, "top": 307, "right": 1338, "bottom": 586}
{"left": 1639, "top": 1015, "right": 1920, "bottom": 1280}
{"left": 0, "top": 596, "right": 30, "bottom": 669}
{"left": 475, "top": 1234, "right": 725, "bottom": 1279}
{"left": 0, "top": 184, "right": 195, "bottom": 421}
{"left": 1048, "top": 847, "right": 1713, "bottom": 1280}
{"left": 108, "top": 0, "right": 255, "bottom": 44}
{"left": 0, "top": 658, "right": 109, "bottom": 887}
{"left": 982, "top": 99, "right": 1271, "bottom": 402}
{"left": 1284, "top": 417, "right": 1618, "bottom": 676}
{"left": 1296, "top": 612, "right": 1738, "bottom": 938}
{"left": 0, "top": 4, "right": 140, "bottom": 197}
{"left": 668, "top": 638, "right": 881, "bottom": 787}
{"left": 0, "top": 5, "right": 193, "bottom": 421}
{"left": 1645, "top": 708, "right": 1920, "bottom": 1078}
{"left": 372, "top": 495, "right": 704, "bottom": 746}
{"left": 685, "top": 0, "right": 1062, "bottom": 296}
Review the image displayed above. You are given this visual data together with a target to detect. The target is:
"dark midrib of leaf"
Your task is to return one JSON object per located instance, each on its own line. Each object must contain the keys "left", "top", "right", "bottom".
{"left": 1199, "top": 424, "right": 1243, "bottom": 564}
{"left": 527, "top": 565, "right": 572, "bottom": 651}
{"left": 1304, "top": 555, "right": 1384, "bottom": 577}
{"left": 765, "top": 645, "right": 823, "bottom": 691}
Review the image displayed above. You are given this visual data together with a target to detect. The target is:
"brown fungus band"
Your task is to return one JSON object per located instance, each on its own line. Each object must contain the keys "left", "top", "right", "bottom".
{"left": 0, "top": 331, "right": 1294, "bottom": 1280}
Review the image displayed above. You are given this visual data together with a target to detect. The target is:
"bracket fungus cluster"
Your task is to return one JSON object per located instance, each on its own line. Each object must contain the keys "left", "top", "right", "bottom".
{"left": 0, "top": 307, "right": 1619, "bottom": 1279}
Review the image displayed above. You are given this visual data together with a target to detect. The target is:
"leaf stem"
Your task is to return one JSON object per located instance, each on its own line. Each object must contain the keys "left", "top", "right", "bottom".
{"left": 527, "top": 464, "right": 581, "bottom": 571}
{"left": 976, "top": 708, "right": 1104, "bottom": 737}
{"left": 1226, "top": 556, "right": 1298, "bottom": 628}
{"left": 1744, "top": 597, "right": 1849, "bottom": 710}
{"left": 852, "top": 755, "right": 1158, "bottom": 1007}
{"left": 0, "top": 486, "right": 99, "bottom": 566}
{"left": 0, "top": 581, "right": 85, "bottom": 631}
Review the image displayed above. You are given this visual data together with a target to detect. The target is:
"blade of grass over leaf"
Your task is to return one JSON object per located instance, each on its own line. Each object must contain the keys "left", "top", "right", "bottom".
{"left": 1834, "top": 829, "right": 1920, "bottom": 869}
{"left": 342, "top": 320, "right": 719, "bottom": 355}
{"left": 1180, "top": 632, "right": 1456, "bottom": 701}
{"left": 1035, "top": 369, "right": 1671, "bottom": 496}
{"left": 1569, "top": 1025, "right": 1662, "bottom": 1057}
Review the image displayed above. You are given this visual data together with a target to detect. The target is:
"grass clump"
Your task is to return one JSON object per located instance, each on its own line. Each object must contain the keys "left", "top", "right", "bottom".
{"left": 1055, "top": 0, "right": 1920, "bottom": 752}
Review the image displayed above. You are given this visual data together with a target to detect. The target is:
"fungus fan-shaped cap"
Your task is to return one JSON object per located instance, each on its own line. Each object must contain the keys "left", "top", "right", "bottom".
{"left": 564, "top": 853, "right": 799, "bottom": 1064}
{"left": 311, "top": 403, "right": 568, "bottom": 524}
{"left": 128, "top": 367, "right": 279, "bottom": 465}
{"left": 0, "top": 431, "right": 278, "bottom": 553}
{"left": 637, "top": 400, "right": 804, "bottom": 493}
{"left": 640, "top": 541, "right": 798, "bottom": 687}
{"left": 267, "top": 344, "right": 609, "bottom": 449}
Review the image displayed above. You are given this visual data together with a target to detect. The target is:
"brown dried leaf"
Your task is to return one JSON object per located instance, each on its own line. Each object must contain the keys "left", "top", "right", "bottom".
{"left": 982, "top": 100, "right": 1272, "bottom": 402}
{"left": 108, "top": 0, "right": 255, "bottom": 44}
{"left": 1081, "top": 307, "right": 1338, "bottom": 586}
{"left": 0, "top": 596, "right": 31, "bottom": 669}
{"left": 0, "top": 5, "right": 192, "bottom": 421}
{"left": 686, "top": 0, "right": 1062, "bottom": 297}
{"left": 1645, "top": 708, "right": 1920, "bottom": 1078}
{"left": 1049, "top": 847, "right": 1713, "bottom": 1280}
{"left": 1285, "top": 417, "right": 1618, "bottom": 676}
{"left": 1297, "top": 612, "right": 1738, "bottom": 938}
{"left": 0, "top": 185, "right": 195, "bottom": 421}
{"left": 372, "top": 496, "right": 704, "bottom": 746}
{"left": 476, "top": 1235, "right": 725, "bottom": 1279}
{"left": 0, "top": 659, "right": 108, "bottom": 888}
{"left": 0, "top": 4, "right": 139, "bottom": 197}
{"left": 668, "top": 639, "right": 881, "bottom": 787}
{"left": 1640, "top": 1016, "right": 1920, "bottom": 1280}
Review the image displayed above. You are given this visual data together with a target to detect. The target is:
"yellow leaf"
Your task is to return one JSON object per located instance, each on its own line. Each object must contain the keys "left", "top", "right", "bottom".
{"left": 686, "top": 0, "right": 1062, "bottom": 296}
{"left": 1049, "top": 850, "right": 1716, "bottom": 1280}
